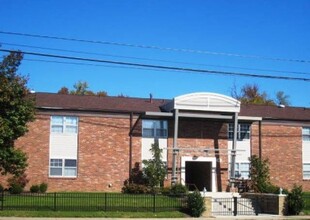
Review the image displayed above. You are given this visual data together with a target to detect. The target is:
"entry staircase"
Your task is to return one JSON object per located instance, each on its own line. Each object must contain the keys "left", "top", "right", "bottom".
{"left": 204, "top": 192, "right": 260, "bottom": 216}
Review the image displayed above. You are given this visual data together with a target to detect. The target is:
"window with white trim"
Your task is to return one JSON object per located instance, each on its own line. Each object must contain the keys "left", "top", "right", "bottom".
{"left": 232, "top": 162, "right": 250, "bottom": 179}
{"left": 303, "top": 127, "right": 310, "bottom": 141}
{"left": 228, "top": 123, "right": 250, "bottom": 140}
{"left": 50, "top": 159, "right": 77, "bottom": 177}
{"left": 51, "top": 116, "right": 78, "bottom": 134}
{"left": 303, "top": 163, "right": 310, "bottom": 179}
{"left": 142, "top": 120, "right": 168, "bottom": 138}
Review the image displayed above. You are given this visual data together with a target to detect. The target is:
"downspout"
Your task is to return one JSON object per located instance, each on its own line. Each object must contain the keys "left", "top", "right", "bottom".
{"left": 259, "top": 121, "right": 262, "bottom": 159}
{"left": 129, "top": 112, "right": 133, "bottom": 181}
{"left": 230, "top": 112, "right": 238, "bottom": 188}
{"left": 171, "top": 109, "right": 179, "bottom": 185}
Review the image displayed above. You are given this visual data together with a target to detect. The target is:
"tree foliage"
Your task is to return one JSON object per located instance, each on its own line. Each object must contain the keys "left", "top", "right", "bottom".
{"left": 57, "top": 81, "right": 108, "bottom": 97}
{"left": 232, "top": 84, "right": 290, "bottom": 106}
{"left": 142, "top": 139, "right": 167, "bottom": 189}
{"left": 276, "top": 91, "right": 290, "bottom": 106}
{"left": 0, "top": 51, "right": 35, "bottom": 176}
{"left": 248, "top": 155, "right": 273, "bottom": 193}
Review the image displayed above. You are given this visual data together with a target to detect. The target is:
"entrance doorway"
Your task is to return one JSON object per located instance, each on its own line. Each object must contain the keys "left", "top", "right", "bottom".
{"left": 185, "top": 161, "right": 212, "bottom": 191}
{"left": 181, "top": 156, "right": 216, "bottom": 192}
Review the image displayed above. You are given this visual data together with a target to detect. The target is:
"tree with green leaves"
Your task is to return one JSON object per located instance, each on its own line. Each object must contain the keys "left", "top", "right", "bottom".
{"left": 0, "top": 51, "right": 35, "bottom": 176}
{"left": 232, "top": 84, "right": 275, "bottom": 105}
{"left": 57, "top": 81, "right": 108, "bottom": 97}
{"left": 231, "top": 84, "right": 291, "bottom": 106}
{"left": 142, "top": 139, "right": 167, "bottom": 189}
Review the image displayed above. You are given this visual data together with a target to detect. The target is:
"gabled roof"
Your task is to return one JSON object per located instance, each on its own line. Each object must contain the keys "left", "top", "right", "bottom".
{"left": 33, "top": 92, "right": 310, "bottom": 121}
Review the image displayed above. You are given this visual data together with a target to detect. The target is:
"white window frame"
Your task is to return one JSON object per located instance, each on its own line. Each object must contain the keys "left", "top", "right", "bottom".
{"left": 303, "top": 163, "right": 310, "bottom": 180}
{"left": 302, "top": 127, "right": 310, "bottom": 141}
{"left": 51, "top": 116, "right": 78, "bottom": 134}
{"left": 49, "top": 158, "right": 77, "bottom": 178}
{"left": 228, "top": 123, "right": 250, "bottom": 140}
{"left": 142, "top": 120, "right": 168, "bottom": 138}
{"left": 230, "top": 162, "right": 250, "bottom": 179}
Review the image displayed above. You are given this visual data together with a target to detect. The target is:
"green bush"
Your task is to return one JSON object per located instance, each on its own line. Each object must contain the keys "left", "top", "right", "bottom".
{"left": 187, "top": 190, "right": 205, "bottom": 217}
{"left": 39, "top": 182, "right": 48, "bottom": 193}
{"left": 9, "top": 183, "right": 23, "bottom": 194}
{"left": 170, "top": 183, "right": 188, "bottom": 195}
{"left": 122, "top": 183, "right": 150, "bottom": 194}
{"left": 287, "top": 185, "right": 305, "bottom": 215}
{"left": 30, "top": 184, "right": 40, "bottom": 193}
{"left": 7, "top": 174, "right": 28, "bottom": 194}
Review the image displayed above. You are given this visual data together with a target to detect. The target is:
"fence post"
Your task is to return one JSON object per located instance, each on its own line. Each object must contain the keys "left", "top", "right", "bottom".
{"left": 233, "top": 197, "right": 238, "bottom": 216}
{"left": 53, "top": 192, "right": 57, "bottom": 211}
{"left": 104, "top": 193, "right": 107, "bottom": 212}
{"left": 0, "top": 190, "right": 3, "bottom": 211}
{"left": 153, "top": 194, "right": 156, "bottom": 213}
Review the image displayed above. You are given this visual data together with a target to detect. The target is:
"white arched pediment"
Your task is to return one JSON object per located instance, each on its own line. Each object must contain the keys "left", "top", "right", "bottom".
{"left": 163, "top": 92, "right": 240, "bottom": 113}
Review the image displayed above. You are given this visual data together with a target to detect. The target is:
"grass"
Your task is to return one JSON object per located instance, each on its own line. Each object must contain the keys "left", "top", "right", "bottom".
{"left": 302, "top": 192, "right": 310, "bottom": 215}
{"left": 0, "top": 192, "right": 188, "bottom": 217}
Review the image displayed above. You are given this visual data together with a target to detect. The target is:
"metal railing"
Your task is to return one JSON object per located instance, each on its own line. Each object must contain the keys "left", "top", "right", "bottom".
{"left": 212, "top": 197, "right": 260, "bottom": 216}
{"left": 0, "top": 191, "right": 187, "bottom": 212}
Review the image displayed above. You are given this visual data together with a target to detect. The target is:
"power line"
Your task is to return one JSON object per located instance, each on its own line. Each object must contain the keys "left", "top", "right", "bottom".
{"left": 1, "top": 42, "right": 310, "bottom": 76}
{"left": 1, "top": 30, "right": 309, "bottom": 64}
{"left": 1, "top": 48, "right": 309, "bottom": 82}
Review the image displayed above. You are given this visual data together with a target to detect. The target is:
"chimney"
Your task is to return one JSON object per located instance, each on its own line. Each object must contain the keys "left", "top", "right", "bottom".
{"left": 149, "top": 93, "right": 153, "bottom": 103}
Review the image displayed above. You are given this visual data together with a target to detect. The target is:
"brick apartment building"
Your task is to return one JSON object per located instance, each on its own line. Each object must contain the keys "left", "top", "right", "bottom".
{"left": 1, "top": 92, "right": 309, "bottom": 192}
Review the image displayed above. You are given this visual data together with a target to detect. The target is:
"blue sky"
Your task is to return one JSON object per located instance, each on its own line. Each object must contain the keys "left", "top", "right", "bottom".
{"left": 0, "top": 0, "right": 309, "bottom": 107}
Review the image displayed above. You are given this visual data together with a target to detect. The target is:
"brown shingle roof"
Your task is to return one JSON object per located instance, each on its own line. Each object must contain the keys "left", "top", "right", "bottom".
{"left": 34, "top": 92, "right": 310, "bottom": 121}
{"left": 34, "top": 92, "right": 167, "bottom": 113}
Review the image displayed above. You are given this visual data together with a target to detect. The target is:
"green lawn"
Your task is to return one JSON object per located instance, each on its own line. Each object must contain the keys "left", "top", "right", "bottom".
{"left": 303, "top": 192, "right": 310, "bottom": 215}
{"left": 0, "top": 192, "right": 186, "bottom": 212}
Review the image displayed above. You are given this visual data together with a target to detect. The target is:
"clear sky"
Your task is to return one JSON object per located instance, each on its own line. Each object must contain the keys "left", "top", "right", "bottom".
{"left": 0, "top": 0, "right": 309, "bottom": 107}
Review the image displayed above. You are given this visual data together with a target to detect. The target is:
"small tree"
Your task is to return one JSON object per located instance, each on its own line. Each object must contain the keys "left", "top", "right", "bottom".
{"left": 248, "top": 155, "right": 272, "bottom": 193}
{"left": 143, "top": 139, "right": 167, "bottom": 190}
{"left": 0, "top": 51, "right": 35, "bottom": 176}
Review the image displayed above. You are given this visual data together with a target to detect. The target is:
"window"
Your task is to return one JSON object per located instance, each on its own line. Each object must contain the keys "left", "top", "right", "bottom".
{"left": 142, "top": 120, "right": 168, "bottom": 138}
{"left": 233, "top": 162, "right": 250, "bottom": 179}
{"left": 228, "top": 123, "right": 250, "bottom": 140}
{"left": 303, "top": 127, "right": 310, "bottom": 141}
{"left": 51, "top": 116, "right": 78, "bottom": 134}
{"left": 303, "top": 163, "right": 310, "bottom": 179}
{"left": 50, "top": 159, "right": 77, "bottom": 177}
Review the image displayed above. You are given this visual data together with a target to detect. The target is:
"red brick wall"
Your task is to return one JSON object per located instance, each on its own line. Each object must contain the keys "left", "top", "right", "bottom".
{"left": 251, "top": 122, "right": 310, "bottom": 191}
{"left": 1, "top": 112, "right": 309, "bottom": 192}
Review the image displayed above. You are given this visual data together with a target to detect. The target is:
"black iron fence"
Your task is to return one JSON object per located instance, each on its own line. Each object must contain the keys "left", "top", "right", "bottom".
{"left": 0, "top": 191, "right": 187, "bottom": 212}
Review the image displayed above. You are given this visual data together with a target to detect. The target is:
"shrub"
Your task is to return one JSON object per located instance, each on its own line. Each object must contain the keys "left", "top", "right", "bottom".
{"left": 0, "top": 184, "right": 3, "bottom": 192}
{"left": 9, "top": 183, "right": 23, "bottom": 194}
{"left": 122, "top": 183, "right": 150, "bottom": 194}
{"left": 170, "top": 183, "right": 188, "bottom": 195}
{"left": 30, "top": 184, "right": 40, "bottom": 193}
{"left": 187, "top": 190, "right": 205, "bottom": 217}
{"left": 7, "top": 174, "right": 29, "bottom": 194}
{"left": 39, "top": 182, "right": 48, "bottom": 193}
{"left": 287, "top": 185, "right": 305, "bottom": 215}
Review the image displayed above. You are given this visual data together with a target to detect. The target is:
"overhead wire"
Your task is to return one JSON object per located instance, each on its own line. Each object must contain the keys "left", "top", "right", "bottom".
{"left": 1, "top": 48, "right": 309, "bottom": 82}
{"left": 1, "top": 30, "right": 309, "bottom": 63}
{"left": 1, "top": 42, "right": 310, "bottom": 76}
